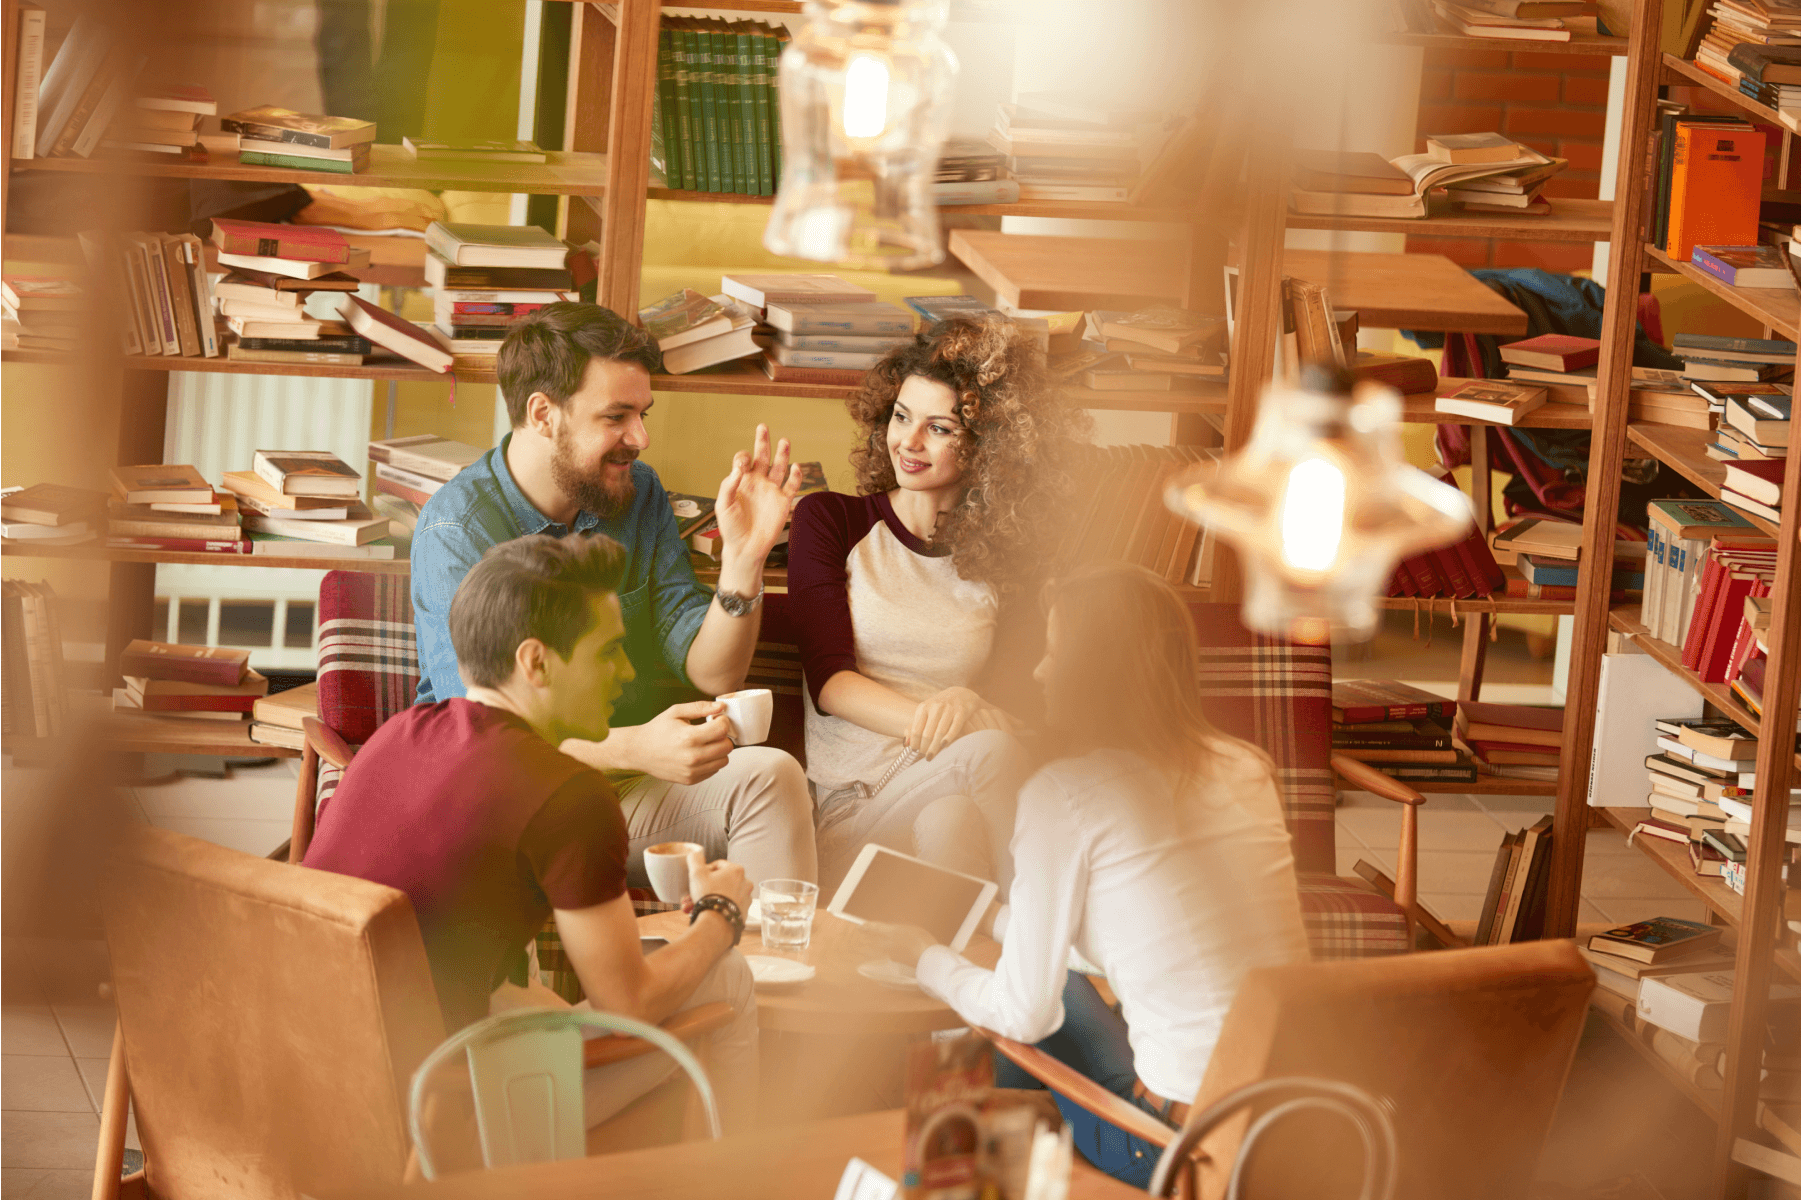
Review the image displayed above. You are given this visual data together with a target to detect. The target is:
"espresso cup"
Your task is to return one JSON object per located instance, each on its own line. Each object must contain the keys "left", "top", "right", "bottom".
{"left": 719, "top": 688, "right": 773, "bottom": 746}
{"left": 644, "top": 841, "right": 702, "bottom": 904}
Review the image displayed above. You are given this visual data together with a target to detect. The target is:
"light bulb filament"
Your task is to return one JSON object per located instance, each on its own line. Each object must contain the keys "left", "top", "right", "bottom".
{"left": 841, "top": 55, "right": 891, "bottom": 138}
{"left": 1279, "top": 457, "right": 1346, "bottom": 573}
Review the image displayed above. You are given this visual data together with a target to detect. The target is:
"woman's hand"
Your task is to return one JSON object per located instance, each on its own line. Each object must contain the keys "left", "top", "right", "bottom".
{"left": 856, "top": 920, "right": 940, "bottom": 968}
{"left": 907, "top": 686, "right": 991, "bottom": 759}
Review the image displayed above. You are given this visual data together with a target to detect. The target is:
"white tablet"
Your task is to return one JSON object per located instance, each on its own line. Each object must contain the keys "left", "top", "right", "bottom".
{"left": 826, "top": 844, "right": 998, "bottom": 954}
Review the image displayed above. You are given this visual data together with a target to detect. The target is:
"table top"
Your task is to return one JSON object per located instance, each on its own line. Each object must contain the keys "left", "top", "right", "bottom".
{"left": 638, "top": 909, "right": 1000, "bottom": 1036}
{"left": 331, "top": 1109, "right": 1145, "bottom": 1200}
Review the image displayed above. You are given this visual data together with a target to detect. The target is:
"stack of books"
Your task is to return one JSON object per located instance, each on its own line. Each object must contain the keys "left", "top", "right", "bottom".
{"left": 1411, "top": 0, "right": 1601, "bottom": 42}
{"left": 231, "top": 451, "right": 394, "bottom": 560}
{"left": 934, "top": 139, "right": 1015, "bottom": 205}
{"left": 208, "top": 219, "right": 373, "bottom": 365}
{"left": 1692, "top": 7, "right": 1801, "bottom": 102}
{"left": 1330, "top": 681, "right": 1474, "bottom": 785}
{"left": 1634, "top": 717, "right": 1767, "bottom": 872}
{"left": 2, "top": 579, "right": 68, "bottom": 740}
{"left": 649, "top": 16, "right": 786, "bottom": 196}
{"left": 0, "top": 485, "right": 101, "bottom": 546}
{"left": 422, "top": 223, "right": 575, "bottom": 369}
{"left": 249, "top": 681, "right": 318, "bottom": 751}
{"left": 1497, "top": 332, "right": 1703, "bottom": 423}
{"left": 1, "top": 277, "right": 81, "bottom": 353}
{"left": 1490, "top": 515, "right": 1646, "bottom": 595}
{"left": 1289, "top": 136, "right": 1566, "bottom": 221}
{"left": 1712, "top": 385, "right": 1792, "bottom": 468}
{"left": 763, "top": 299, "right": 915, "bottom": 382}
{"left": 639, "top": 288, "right": 766, "bottom": 375}
{"left": 1578, "top": 917, "right": 1736, "bottom": 1035}
{"left": 9, "top": 10, "right": 216, "bottom": 161}
{"left": 1678, "top": 333, "right": 1795, "bottom": 431}
{"left": 365, "top": 434, "right": 484, "bottom": 533}
{"left": 713, "top": 274, "right": 897, "bottom": 386}
{"left": 217, "top": 105, "right": 376, "bottom": 174}
{"left": 113, "top": 639, "right": 266, "bottom": 727}
{"left": 106, "top": 465, "right": 245, "bottom": 554}
{"left": 1475, "top": 817, "right": 1554, "bottom": 947}
{"left": 1454, "top": 701, "right": 1563, "bottom": 782}
{"left": 1054, "top": 307, "right": 1229, "bottom": 393}
{"left": 985, "top": 94, "right": 1171, "bottom": 204}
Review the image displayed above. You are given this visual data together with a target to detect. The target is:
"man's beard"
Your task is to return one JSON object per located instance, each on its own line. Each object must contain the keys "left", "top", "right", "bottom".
{"left": 550, "top": 423, "right": 638, "bottom": 519}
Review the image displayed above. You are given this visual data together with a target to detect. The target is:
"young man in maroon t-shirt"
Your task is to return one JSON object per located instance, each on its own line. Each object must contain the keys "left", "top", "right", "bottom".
{"left": 304, "top": 533, "right": 758, "bottom": 1130}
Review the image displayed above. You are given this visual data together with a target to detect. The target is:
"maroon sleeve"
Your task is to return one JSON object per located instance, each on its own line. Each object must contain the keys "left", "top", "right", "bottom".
{"left": 517, "top": 771, "right": 630, "bottom": 911}
{"left": 787, "top": 491, "right": 876, "bottom": 712}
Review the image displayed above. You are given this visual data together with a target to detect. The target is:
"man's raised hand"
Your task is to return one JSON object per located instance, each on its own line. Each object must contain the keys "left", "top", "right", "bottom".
{"left": 713, "top": 423, "right": 803, "bottom": 562}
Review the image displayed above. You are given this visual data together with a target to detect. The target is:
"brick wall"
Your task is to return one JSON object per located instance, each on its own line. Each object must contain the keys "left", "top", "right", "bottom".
{"left": 1404, "top": 47, "right": 1613, "bottom": 273}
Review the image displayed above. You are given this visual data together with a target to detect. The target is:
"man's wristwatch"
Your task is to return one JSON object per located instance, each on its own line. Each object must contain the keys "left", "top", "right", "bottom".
{"left": 690, "top": 894, "right": 745, "bottom": 945}
{"left": 715, "top": 587, "right": 763, "bottom": 618}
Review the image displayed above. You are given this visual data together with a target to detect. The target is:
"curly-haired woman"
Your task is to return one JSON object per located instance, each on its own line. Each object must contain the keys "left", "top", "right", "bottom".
{"left": 788, "top": 315, "right": 1089, "bottom": 892}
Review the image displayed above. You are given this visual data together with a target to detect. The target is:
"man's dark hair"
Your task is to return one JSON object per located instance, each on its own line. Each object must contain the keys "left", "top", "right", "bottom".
{"left": 448, "top": 533, "right": 628, "bottom": 689}
{"left": 496, "top": 302, "right": 661, "bottom": 427}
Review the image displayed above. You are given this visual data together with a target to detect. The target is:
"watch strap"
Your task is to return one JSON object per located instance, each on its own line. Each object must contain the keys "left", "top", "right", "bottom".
{"left": 689, "top": 893, "right": 745, "bottom": 946}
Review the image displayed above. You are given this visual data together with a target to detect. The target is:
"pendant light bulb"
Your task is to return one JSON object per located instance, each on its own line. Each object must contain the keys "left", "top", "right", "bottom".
{"left": 840, "top": 54, "right": 892, "bottom": 139}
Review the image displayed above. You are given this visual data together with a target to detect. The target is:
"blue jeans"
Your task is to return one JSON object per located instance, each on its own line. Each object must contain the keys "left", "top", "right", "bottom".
{"left": 992, "top": 971, "right": 1177, "bottom": 1190}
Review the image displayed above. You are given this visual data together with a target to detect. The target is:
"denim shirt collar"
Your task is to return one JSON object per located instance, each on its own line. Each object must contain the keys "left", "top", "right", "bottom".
{"left": 491, "top": 432, "right": 604, "bottom": 538}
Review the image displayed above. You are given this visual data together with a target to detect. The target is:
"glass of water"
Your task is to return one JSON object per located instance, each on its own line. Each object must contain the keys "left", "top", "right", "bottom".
{"left": 758, "top": 879, "right": 819, "bottom": 951}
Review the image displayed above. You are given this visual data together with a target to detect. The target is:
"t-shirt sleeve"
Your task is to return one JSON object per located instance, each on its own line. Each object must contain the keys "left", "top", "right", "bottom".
{"left": 639, "top": 469, "right": 713, "bottom": 687}
{"left": 408, "top": 518, "right": 486, "bottom": 703}
{"left": 518, "top": 771, "right": 630, "bottom": 911}
{"left": 786, "top": 492, "right": 863, "bottom": 712}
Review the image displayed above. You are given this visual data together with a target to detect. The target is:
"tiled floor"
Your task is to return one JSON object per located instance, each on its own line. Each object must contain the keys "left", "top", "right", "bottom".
{"left": 0, "top": 758, "right": 1704, "bottom": 1199}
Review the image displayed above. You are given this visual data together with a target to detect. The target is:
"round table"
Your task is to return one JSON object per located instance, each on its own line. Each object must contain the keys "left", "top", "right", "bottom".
{"left": 637, "top": 908, "right": 1001, "bottom": 1035}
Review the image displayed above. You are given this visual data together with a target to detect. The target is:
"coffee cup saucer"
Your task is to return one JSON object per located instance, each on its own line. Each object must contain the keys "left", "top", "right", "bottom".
{"left": 745, "top": 955, "right": 814, "bottom": 988}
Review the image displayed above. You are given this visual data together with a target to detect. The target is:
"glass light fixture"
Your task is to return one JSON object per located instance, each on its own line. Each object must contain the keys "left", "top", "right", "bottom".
{"left": 763, "top": 0, "right": 958, "bottom": 270}
{"left": 1167, "top": 365, "right": 1473, "bottom": 642}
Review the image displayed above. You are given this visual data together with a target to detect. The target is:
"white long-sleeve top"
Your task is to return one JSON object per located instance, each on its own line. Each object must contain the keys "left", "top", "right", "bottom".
{"left": 915, "top": 741, "right": 1310, "bottom": 1104}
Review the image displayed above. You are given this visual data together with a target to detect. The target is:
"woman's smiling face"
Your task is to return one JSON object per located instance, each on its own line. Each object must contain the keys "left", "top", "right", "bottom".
{"left": 886, "top": 375, "right": 967, "bottom": 495}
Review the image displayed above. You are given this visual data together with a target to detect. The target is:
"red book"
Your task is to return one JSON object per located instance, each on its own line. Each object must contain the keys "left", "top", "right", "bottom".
{"left": 208, "top": 218, "right": 349, "bottom": 265}
{"left": 118, "top": 640, "right": 250, "bottom": 687}
{"left": 1498, "top": 334, "right": 1600, "bottom": 373}
{"left": 1456, "top": 530, "right": 1506, "bottom": 596}
{"left": 1459, "top": 701, "right": 1565, "bottom": 733}
{"left": 1681, "top": 550, "right": 1728, "bottom": 670}
{"left": 1404, "top": 553, "right": 1445, "bottom": 597}
{"left": 1699, "top": 569, "right": 1759, "bottom": 682}
{"left": 1726, "top": 577, "right": 1771, "bottom": 683}
{"left": 1722, "top": 458, "right": 1786, "bottom": 508}
{"left": 131, "top": 693, "right": 259, "bottom": 713}
{"left": 105, "top": 536, "right": 251, "bottom": 554}
{"left": 340, "top": 296, "right": 453, "bottom": 373}
{"left": 758, "top": 354, "right": 865, "bottom": 387}
{"left": 1431, "top": 546, "right": 1478, "bottom": 599}
{"left": 373, "top": 476, "right": 434, "bottom": 508}
{"left": 1332, "top": 680, "right": 1455, "bottom": 724}
{"left": 1387, "top": 564, "right": 1416, "bottom": 598}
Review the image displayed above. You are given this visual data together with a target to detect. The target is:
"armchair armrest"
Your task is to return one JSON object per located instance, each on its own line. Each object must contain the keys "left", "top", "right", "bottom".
{"left": 1329, "top": 753, "right": 1422, "bottom": 947}
{"left": 301, "top": 716, "right": 356, "bottom": 771}
{"left": 581, "top": 1001, "right": 735, "bottom": 1069}
{"left": 1329, "top": 754, "right": 1424, "bottom": 806}
{"left": 979, "top": 1029, "right": 1176, "bottom": 1148}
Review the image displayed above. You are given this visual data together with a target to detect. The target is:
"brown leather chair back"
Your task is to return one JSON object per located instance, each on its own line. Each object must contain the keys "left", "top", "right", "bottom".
{"left": 1190, "top": 939, "right": 1594, "bottom": 1200}
{"left": 101, "top": 826, "right": 447, "bottom": 1200}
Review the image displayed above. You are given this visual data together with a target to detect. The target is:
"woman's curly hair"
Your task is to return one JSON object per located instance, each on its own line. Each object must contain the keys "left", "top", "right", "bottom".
{"left": 847, "top": 314, "right": 1092, "bottom": 591}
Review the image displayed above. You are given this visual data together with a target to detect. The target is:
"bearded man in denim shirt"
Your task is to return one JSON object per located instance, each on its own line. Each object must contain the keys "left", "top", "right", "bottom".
{"left": 410, "top": 302, "right": 817, "bottom": 887}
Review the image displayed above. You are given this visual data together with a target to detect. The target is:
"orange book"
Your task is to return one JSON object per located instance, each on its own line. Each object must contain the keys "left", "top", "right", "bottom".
{"left": 1666, "top": 121, "right": 1765, "bottom": 263}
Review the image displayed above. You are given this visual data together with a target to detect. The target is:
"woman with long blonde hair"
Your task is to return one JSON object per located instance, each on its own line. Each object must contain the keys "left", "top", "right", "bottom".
{"left": 787, "top": 315, "right": 1087, "bottom": 891}
{"left": 863, "top": 564, "right": 1310, "bottom": 1188}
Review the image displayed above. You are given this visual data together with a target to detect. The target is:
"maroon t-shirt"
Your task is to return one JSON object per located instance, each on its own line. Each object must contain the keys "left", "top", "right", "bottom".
{"left": 304, "top": 699, "right": 628, "bottom": 1029}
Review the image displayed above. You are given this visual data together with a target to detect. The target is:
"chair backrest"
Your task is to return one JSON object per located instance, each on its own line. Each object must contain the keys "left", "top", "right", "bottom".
{"left": 1185, "top": 602, "right": 1336, "bottom": 874}
{"left": 100, "top": 825, "right": 446, "bottom": 1200}
{"left": 317, "top": 570, "right": 418, "bottom": 744}
{"left": 408, "top": 1008, "right": 722, "bottom": 1180}
{"left": 1187, "top": 940, "right": 1594, "bottom": 1200}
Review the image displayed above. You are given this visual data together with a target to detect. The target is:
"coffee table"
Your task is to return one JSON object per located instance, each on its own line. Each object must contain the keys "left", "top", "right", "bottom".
{"left": 331, "top": 1109, "right": 1144, "bottom": 1200}
{"left": 638, "top": 908, "right": 1000, "bottom": 1035}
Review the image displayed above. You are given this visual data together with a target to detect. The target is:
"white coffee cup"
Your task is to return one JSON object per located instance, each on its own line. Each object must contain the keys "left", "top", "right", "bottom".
{"left": 644, "top": 841, "right": 702, "bottom": 904}
{"left": 718, "top": 688, "right": 773, "bottom": 746}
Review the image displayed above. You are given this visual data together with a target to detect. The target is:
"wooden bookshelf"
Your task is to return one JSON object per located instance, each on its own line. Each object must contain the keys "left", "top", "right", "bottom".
{"left": 6, "top": 712, "right": 301, "bottom": 760}
{"left": 1626, "top": 422, "right": 1782, "bottom": 539}
{"left": 0, "top": 540, "right": 410, "bottom": 575}
{"left": 11, "top": 143, "right": 612, "bottom": 196}
{"left": 1645, "top": 245, "right": 1801, "bottom": 342}
{"left": 1381, "top": 30, "right": 1630, "bottom": 56}
{"left": 1287, "top": 197, "right": 1616, "bottom": 243}
{"left": 1661, "top": 54, "right": 1786, "bottom": 127}
{"left": 1590, "top": 1001, "right": 1723, "bottom": 1120}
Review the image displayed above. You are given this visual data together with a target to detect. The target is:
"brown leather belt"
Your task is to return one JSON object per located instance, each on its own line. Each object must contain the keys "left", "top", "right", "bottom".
{"left": 1132, "top": 1078, "right": 1191, "bottom": 1128}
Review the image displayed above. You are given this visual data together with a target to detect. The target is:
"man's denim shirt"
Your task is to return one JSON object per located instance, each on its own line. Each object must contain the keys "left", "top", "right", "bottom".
{"left": 409, "top": 433, "right": 712, "bottom": 727}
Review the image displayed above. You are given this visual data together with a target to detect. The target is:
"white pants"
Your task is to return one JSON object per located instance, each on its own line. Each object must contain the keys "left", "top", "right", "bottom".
{"left": 614, "top": 746, "right": 818, "bottom": 886}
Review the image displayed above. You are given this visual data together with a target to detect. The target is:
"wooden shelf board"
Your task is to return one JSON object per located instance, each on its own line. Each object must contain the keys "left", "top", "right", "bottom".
{"left": 948, "top": 231, "right": 1528, "bottom": 333}
{"left": 2, "top": 348, "right": 478, "bottom": 384}
{"left": 1597, "top": 806, "right": 1801, "bottom": 981}
{"left": 6, "top": 712, "right": 301, "bottom": 759}
{"left": 1414, "top": 776, "right": 1560, "bottom": 795}
{"left": 644, "top": 187, "right": 1194, "bottom": 223}
{"left": 1288, "top": 198, "right": 1615, "bottom": 243}
{"left": 2, "top": 235, "right": 429, "bottom": 289}
{"left": 1404, "top": 379, "right": 1594, "bottom": 428}
{"left": 1662, "top": 55, "right": 1784, "bottom": 127}
{"left": 1645, "top": 245, "right": 1800, "bottom": 343}
{"left": 1, "top": 541, "right": 410, "bottom": 574}
{"left": 1590, "top": 1001, "right": 1722, "bottom": 1119}
{"left": 1607, "top": 607, "right": 1771, "bottom": 739}
{"left": 1376, "top": 585, "right": 1575, "bottom": 617}
{"left": 10, "top": 143, "right": 611, "bottom": 196}
{"left": 1382, "top": 31, "right": 1629, "bottom": 56}
{"left": 1625, "top": 423, "right": 1782, "bottom": 539}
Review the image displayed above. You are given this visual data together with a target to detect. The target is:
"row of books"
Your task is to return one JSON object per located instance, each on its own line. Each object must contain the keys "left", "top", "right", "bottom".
{"left": 1288, "top": 134, "right": 1569, "bottom": 222}
{"left": 1391, "top": 0, "right": 1605, "bottom": 42}
{"left": 1055, "top": 444, "right": 1217, "bottom": 587}
{"left": 649, "top": 16, "right": 786, "bottom": 196}
{"left": 2, "top": 580, "right": 68, "bottom": 740}
{"left": 363, "top": 434, "right": 485, "bottom": 538}
{"left": 1048, "top": 307, "right": 1227, "bottom": 394}
{"left": 1650, "top": 109, "right": 1766, "bottom": 264}
{"left": 1383, "top": 525, "right": 1523, "bottom": 606}
{"left": 982, "top": 96, "right": 1173, "bottom": 205}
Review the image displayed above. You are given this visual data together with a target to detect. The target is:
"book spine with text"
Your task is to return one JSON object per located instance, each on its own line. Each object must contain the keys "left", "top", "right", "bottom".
{"left": 9, "top": 5, "right": 47, "bottom": 159}
{"left": 753, "top": 28, "right": 775, "bottom": 196}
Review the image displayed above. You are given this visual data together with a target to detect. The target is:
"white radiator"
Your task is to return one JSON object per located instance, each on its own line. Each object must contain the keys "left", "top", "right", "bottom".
{"left": 156, "top": 371, "right": 375, "bottom": 671}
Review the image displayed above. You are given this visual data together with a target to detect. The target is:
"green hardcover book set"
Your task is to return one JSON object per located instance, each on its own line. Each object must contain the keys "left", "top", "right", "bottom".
{"left": 649, "top": 16, "right": 786, "bottom": 196}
